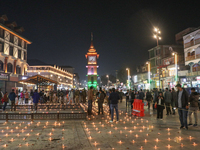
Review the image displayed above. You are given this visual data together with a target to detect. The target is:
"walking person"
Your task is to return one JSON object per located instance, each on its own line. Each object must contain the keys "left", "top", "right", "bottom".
{"left": 171, "top": 88, "right": 177, "bottom": 115}
{"left": 98, "top": 90, "right": 104, "bottom": 115}
{"left": 125, "top": 90, "right": 130, "bottom": 108}
{"left": 2, "top": 92, "right": 8, "bottom": 112}
{"left": 175, "top": 84, "right": 189, "bottom": 130}
{"left": 8, "top": 89, "right": 17, "bottom": 111}
{"left": 87, "top": 86, "right": 94, "bottom": 115}
{"left": 109, "top": 88, "right": 120, "bottom": 123}
{"left": 25, "top": 89, "right": 29, "bottom": 104}
{"left": 146, "top": 90, "right": 152, "bottom": 109}
{"left": 164, "top": 88, "right": 172, "bottom": 115}
{"left": 156, "top": 92, "right": 165, "bottom": 120}
{"left": 32, "top": 90, "right": 40, "bottom": 113}
{"left": 188, "top": 88, "right": 199, "bottom": 127}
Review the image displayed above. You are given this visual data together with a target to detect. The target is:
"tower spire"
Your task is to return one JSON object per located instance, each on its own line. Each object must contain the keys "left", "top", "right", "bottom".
{"left": 91, "top": 32, "right": 93, "bottom": 41}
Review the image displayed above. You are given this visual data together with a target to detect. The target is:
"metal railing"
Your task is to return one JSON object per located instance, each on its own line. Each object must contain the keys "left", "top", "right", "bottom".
{"left": 0, "top": 104, "right": 82, "bottom": 111}
{"left": 0, "top": 104, "right": 87, "bottom": 121}
{"left": 0, "top": 112, "right": 87, "bottom": 122}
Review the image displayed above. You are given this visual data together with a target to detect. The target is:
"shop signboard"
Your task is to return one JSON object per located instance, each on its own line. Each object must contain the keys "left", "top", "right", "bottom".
{"left": 0, "top": 73, "right": 8, "bottom": 81}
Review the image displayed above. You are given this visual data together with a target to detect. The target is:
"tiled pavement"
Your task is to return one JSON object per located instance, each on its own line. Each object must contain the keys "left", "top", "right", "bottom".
{"left": 0, "top": 99, "right": 200, "bottom": 150}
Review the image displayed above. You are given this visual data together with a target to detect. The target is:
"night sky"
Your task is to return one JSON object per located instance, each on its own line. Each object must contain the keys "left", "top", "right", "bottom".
{"left": 1, "top": 0, "right": 200, "bottom": 80}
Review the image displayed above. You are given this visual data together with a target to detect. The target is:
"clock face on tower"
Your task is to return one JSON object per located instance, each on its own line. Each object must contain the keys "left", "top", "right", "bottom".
{"left": 88, "top": 56, "right": 96, "bottom": 62}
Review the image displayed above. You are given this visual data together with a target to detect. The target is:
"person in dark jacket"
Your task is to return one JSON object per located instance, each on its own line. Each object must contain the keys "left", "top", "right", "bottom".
{"left": 139, "top": 89, "right": 145, "bottom": 101}
{"left": 146, "top": 90, "right": 152, "bottom": 109}
{"left": 109, "top": 88, "right": 120, "bottom": 123}
{"left": 8, "top": 89, "right": 17, "bottom": 111}
{"left": 98, "top": 90, "right": 104, "bottom": 115}
{"left": 32, "top": 90, "right": 40, "bottom": 113}
{"left": 171, "top": 88, "right": 177, "bottom": 115}
{"left": 188, "top": 88, "right": 199, "bottom": 127}
{"left": 175, "top": 84, "right": 189, "bottom": 130}
{"left": 164, "top": 88, "right": 172, "bottom": 115}
{"left": 156, "top": 92, "right": 165, "bottom": 119}
{"left": 125, "top": 90, "right": 130, "bottom": 108}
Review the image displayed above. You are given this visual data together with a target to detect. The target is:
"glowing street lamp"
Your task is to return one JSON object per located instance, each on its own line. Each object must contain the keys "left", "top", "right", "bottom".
{"left": 146, "top": 61, "right": 151, "bottom": 90}
{"left": 126, "top": 68, "right": 130, "bottom": 89}
{"left": 153, "top": 27, "right": 161, "bottom": 46}
{"left": 172, "top": 52, "right": 178, "bottom": 82}
{"left": 106, "top": 75, "right": 109, "bottom": 88}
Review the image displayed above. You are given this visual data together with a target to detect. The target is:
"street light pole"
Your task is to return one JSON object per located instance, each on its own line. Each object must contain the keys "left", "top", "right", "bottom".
{"left": 153, "top": 27, "right": 161, "bottom": 90}
{"left": 146, "top": 61, "right": 151, "bottom": 90}
{"left": 126, "top": 68, "right": 130, "bottom": 89}
{"left": 106, "top": 75, "right": 109, "bottom": 89}
{"left": 172, "top": 52, "right": 178, "bottom": 83}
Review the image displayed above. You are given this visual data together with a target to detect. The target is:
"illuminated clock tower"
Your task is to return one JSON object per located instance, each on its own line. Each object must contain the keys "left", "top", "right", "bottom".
{"left": 85, "top": 33, "right": 99, "bottom": 89}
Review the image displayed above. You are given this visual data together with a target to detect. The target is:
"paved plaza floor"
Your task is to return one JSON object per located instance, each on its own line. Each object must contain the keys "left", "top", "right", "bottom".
{"left": 0, "top": 99, "right": 200, "bottom": 150}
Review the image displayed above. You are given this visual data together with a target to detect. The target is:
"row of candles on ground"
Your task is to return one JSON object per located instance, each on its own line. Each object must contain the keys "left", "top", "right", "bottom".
{"left": 81, "top": 104, "right": 199, "bottom": 149}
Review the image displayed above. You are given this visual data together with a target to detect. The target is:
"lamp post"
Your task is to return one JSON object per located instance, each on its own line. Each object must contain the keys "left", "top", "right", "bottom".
{"left": 146, "top": 61, "right": 151, "bottom": 90}
{"left": 153, "top": 27, "right": 161, "bottom": 89}
{"left": 106, "top": 75, "right": 109, "bottom": 89}
{"left": 172, "top": 52, "right": 178, "bottom": 83}
{"left": 126, "top": 68, "right": 130, "bottom": 89}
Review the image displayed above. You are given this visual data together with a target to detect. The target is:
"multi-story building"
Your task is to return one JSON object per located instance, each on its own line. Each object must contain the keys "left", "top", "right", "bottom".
{"left": 132, "top": 63, "right": 148, "bottom": 90}
{"left": 148, "top": 45, "right": 184, "bottom": 89}
{"left": 0, "top": 15, "right": 31, "bottom": 92}
{"left": 27, "top": 60, "right": 73, "bottom": 90}
{"left": 183, "top": 27, "right": 200, "bottom": 87}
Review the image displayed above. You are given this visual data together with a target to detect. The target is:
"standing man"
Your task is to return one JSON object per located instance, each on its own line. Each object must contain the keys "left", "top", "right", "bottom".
{"left": 188, "top": 88, "right": 198, "bottom": 127}
{"left": 109, "top": 88, "right": 120, "bottom": 123}
{"left": 139, "top": 89, "right": 145, "bottom": 101}
{"left": 8, "top": 89, "right": 17, "bottom": 111}
{"left": 32, "top": 90, "right": 40, "bottom": 113}
{"left": 171, "top": 88, "right": 177, "bottom": 115}
{"left": 87, "top": 86, "right": 94, "bottom": 115}
{"left": 98, "top": 90, "right": 104, "bottom": 115}
{"left": 146, "top": 90, "right": 152, "bottom": 109}
{"left": 107, "top": 89, "right": 112, "bottom": 115}
{"left": 125, "top": 90, "right": 130, "bottom": 108}
{"left": 164, "top": 88, "right": 172, "bottom": 115}
{"left": 175, "top": 84, "right": 189, "bottom": 130}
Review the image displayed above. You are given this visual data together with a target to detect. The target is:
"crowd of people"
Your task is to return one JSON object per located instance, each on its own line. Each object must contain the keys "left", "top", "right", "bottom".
{"left": 0, "top": 84, "right": 199, "bottom": 129}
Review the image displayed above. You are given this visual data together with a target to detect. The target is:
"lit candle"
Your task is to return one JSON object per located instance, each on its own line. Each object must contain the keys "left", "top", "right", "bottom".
{"left": 154, "top": 145, "right": 157, "bottom": 149}
{"left": 167, "top": 144, "right": 171, "bottom": 149}
{"left": 144, "top": 139, "right": 147, "bottom": 143}
{"left": 156, "top": 138, "right": 159, "bottom": 142}
{"left": 193, "top": 142, "right": 197, "bottom": 146}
